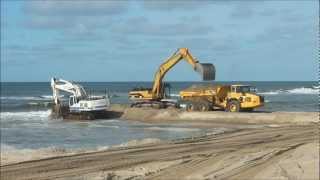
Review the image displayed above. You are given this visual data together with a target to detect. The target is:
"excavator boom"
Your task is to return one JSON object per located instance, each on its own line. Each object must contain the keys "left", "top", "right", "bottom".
{"left": 151, "top": 48, "right": 215, "bottom": 99}
{"left": 129, "top": 48, "right": 215, "bottom": 102}
{"left": 51, "top": 77, "right": 87, "bottom": 104}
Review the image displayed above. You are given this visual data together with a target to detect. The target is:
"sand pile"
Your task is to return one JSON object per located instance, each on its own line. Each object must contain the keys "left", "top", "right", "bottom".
{"left": 121, "top": 108, "right": 318, "bottom": 125}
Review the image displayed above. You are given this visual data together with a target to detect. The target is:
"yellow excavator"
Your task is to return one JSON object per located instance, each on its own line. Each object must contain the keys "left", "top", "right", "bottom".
{"left": 129, "top": 48, "right": 215, "bottom": 108}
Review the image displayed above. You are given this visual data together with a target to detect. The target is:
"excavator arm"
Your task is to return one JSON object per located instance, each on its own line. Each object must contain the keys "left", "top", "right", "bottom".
{"left": 51, "top": 77, "right": 87, "bottom": 105}
{"left": 151, "top": 48, "right": 215, "bottom": 99}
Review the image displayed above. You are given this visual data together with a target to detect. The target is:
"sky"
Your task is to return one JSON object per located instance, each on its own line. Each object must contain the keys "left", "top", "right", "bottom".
{"left": 0, "top": 0, "right": 318, "bottom": 82}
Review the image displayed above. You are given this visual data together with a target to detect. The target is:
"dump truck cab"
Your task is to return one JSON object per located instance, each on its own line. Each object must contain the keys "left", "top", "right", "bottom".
{"left": 226, "top": 85, "right": 264, "bottom": 112}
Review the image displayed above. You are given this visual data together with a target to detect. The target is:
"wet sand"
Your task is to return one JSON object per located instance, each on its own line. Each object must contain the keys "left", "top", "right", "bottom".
{"left": 1, "top": 108, "right": 319, "bottom": 180}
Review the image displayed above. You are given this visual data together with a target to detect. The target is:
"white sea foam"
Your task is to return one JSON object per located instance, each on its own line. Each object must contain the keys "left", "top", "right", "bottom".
{"left": 1, "top": 95, "right": 64, "bottom": 101}
{"left": 112, "top": 138, "right": 162, "bottom": 148}
{"left": 258, "top": 91, "right": 282, "bottom": 95}
{"left": 286, "top": 87, "right": 318, "bottom": 94}
{"left": 27, "top": 102, "right": 53, "bottom": 106}
{"left": 145, "top": 127, "right": 200, "bottom": 132}
{"left": 259, "top": 87, "right": 318, "bottom": 95}
{"left": 169, "top": 93, "right": 180, "bottom": 97}
{"left": 1, "top": 96, "right": 42, "bottom": 100}
{"left": 40, "top": 95, "right": 64, "bottom": 99}
{"left": 88, "top": 124, "right": 120, "bottom": 129}
{"left": 0, "top": 110, "right": 51, "bottom": 120}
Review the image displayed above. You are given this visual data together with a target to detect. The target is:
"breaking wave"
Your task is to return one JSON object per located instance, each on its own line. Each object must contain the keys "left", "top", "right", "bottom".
{"left": 286, "top": 87, "right": 318, "bottom": 94}
{"left": 169, "top": 93, "right": 180, "bottom": 97}
{"left": 259, "top": 87, "right": 318, "bottom": 95}
{"left": 0, "top": 110, "right": 51, "bottom": 120}
{"left": 145, "top": 127, "right": 200, "bottom": 132}
{"left": 0, "top": 95, "right": 64, "bottom": 101}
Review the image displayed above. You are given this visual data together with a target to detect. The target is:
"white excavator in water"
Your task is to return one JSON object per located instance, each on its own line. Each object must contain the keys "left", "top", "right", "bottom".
{"left": 51, "top": 77, "right": 110, "bottom": 119}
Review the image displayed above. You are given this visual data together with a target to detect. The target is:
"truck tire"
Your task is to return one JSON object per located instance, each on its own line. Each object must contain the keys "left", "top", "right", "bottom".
{"left": 198, "top": 102, "right": 210, "bottom": 112}
{"left": 186, "top": 103, "right": 197, "bottom": 112}
{"left": 226, "top": 100, "right": 240, "bottom": 112}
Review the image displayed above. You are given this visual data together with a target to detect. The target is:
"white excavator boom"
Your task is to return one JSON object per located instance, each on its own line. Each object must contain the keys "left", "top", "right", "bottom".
{"left": 51, "top": 77, "right": 87, "bottom": 105}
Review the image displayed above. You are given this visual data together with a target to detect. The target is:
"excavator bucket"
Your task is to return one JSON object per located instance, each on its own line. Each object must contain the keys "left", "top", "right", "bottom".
{"left": 195, "top": 63, "right": 215, "bottom": 81}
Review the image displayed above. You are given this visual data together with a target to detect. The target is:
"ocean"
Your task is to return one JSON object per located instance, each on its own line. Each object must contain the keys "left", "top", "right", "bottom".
{"left": 0, "top": 81, "right": 318, "bottom": 160}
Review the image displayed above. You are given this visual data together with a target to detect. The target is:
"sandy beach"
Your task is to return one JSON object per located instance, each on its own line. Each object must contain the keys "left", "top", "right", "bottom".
{"left": 1, "top": 108, "right": 319, "bottom": 180}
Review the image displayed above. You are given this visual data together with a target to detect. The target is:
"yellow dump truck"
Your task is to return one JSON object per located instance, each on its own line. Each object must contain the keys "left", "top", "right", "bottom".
{"left": 179, "top": 84, "right": 264, "bottom": 112}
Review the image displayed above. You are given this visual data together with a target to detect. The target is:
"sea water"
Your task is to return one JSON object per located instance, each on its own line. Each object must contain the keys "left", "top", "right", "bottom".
{"left": 0, "top": 81, "right": 317, "bottom": 158}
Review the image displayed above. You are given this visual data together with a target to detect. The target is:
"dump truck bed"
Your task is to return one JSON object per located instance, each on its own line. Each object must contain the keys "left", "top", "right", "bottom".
{"left": 180, "top": 84, "right": 231, "bottom": 98}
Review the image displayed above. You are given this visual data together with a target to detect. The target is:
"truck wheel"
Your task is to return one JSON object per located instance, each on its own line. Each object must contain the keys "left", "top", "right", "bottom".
{"left": 186, "top": 103, "right": 197, "bottom": 112}
{"left": 198, "top": 102, "right": 210, "bottom": 112}
{"left": 226, "top": 100, "right": 240, "bottom": 112}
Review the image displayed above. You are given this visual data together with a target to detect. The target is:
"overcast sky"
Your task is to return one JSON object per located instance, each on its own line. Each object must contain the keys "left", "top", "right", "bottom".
{"left": 1, "top": 0, "right": 318, "bottom": 82}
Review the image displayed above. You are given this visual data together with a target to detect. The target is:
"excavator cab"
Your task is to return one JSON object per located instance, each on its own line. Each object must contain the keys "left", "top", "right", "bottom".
{"left": 69, "top": 96, "right": 76, "bottom": 107}
{"left": 227, "top": 85, "right": 264, "bottom": 112}
{"left": 231, "top": 85, "right": 257, "bottom": 94}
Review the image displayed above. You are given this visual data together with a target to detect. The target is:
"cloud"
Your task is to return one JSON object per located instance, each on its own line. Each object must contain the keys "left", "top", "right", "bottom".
{"left": 175, "top": 36, "right": 239, "bottom": 56}
{"left": 230, "top": 3, "right": 255, "bottom": 18}
{"left": 2, "top": 44, "right": 65, "bottom": 56}
{"left": 1, "top": 44, "right": 66, "bottom": 67}
{"left": 21, "top": 1, "right": 127, "bottom": 42}
{"left": 22, "top": 1, "right": 127, "bottom": 29}
{"left": 23, "top": 1, "right": 127, "bottom": 16}
{"left": 111, "top": 17, "right": 214, "bottom": 36}
{"left": 254, "top": 24, "right": 313, "bottom": 43}
{"left": 143, "top": 0, "right": 205, "bottom": 11}
{"left": 252, "top": 3, "right": 316, "bottom": 44}
{"left": 229, "top": 1, "right": 283, "bottom": 19}
{"left": 258, "top": 8, "right": 277, "bottom": 17}
{"left": 23, "top": 16, "right": 74, "bottom": 29}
